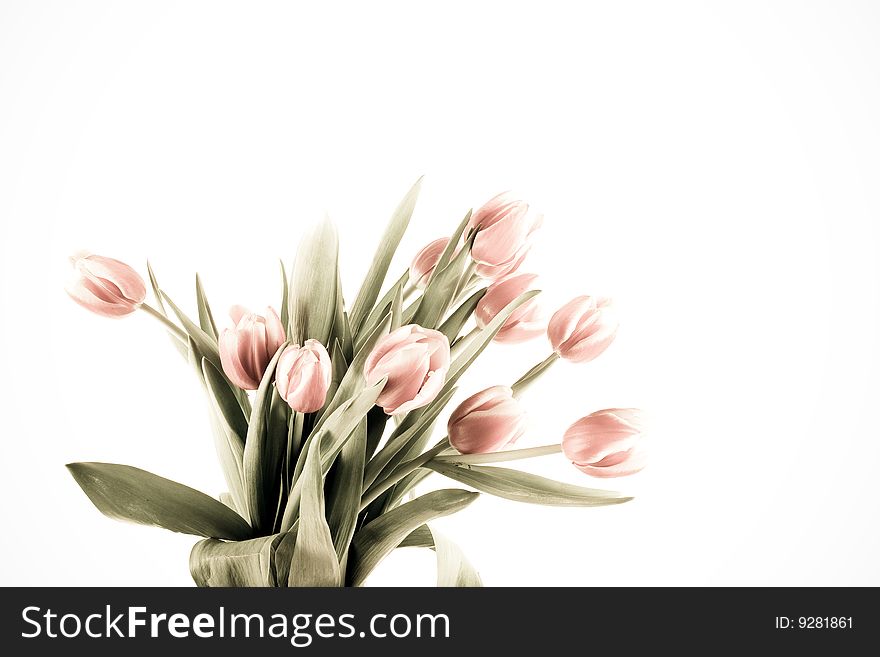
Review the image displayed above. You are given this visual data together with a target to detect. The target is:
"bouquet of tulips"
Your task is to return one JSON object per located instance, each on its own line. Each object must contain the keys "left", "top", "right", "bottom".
{"left": 65, "top": 180, "right": 645, "bottom": 587}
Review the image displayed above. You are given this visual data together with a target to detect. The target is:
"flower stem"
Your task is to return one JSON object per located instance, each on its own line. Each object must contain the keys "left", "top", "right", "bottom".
{"left": 432, "top": 443, "right": 562, "bottom": 465}
{"left": 360, "top": 437, "right": 450, "bottom": 511}
{"left": 511, "top": 351, "right": 560, "bottom": 398}
{"left": 140, "top": 302, "right": 188, "bottom": 342}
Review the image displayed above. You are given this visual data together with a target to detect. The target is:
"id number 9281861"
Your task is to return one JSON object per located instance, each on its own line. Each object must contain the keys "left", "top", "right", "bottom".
{"left": 775, "top": 617, "right": 853, "bottom": 629}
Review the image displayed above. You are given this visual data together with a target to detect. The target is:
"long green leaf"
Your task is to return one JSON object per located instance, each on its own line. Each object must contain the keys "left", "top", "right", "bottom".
{"left": 288, "top": 217, "right": 340, "bottom": 345}
{"left": 313, "top": 314, "right": 392, "bottom": 434}
{"left": 190, "top": 534, "right": 284, "bottom": 587}
{"left": 146, "top": 261, "right": 188, "bottom": 358}
{"left": 410, "top": 229, "right": 477, "bottom": 328}
{"left": 289, "top": 435, "right": 341, "bottom": 587}
{"left": 241, "top": 345, "right": 288, "bottom": 533}
{"left": 363, "top": 385, "right": 457, "bottom": 488}
{"left": 160, "top": 291, "right": 221, "bottom": 367}
{"left": 438, "top": 288, "right": 486, "bottom": 343}
{"left": 349, "top": 178, "right": 422, "bottom": 335}
{"left": 280, "top": 377, "right": 387, "bottom": 531}
{"left": 195, "top": 274, "right": 218, "bottom": 340}
{"left": 348, "top": 489, "right": 478, "bottom": 586}
{"left": 354, "top": 269, "right": 408, "bottom": 353}
{"left": 67, "top": 462, "right": 252, "bottom": 540}
{"left": 426, "top": 462, "right": 633, "bottom": 507}
{"left": 430, "top": 526, "right": 482, "bottom": 587}
{"left": 326, "top": 417, "right": 367, "bottom": 560}
{"left": 279, "top": 260, "right": 290, "bottom": 330}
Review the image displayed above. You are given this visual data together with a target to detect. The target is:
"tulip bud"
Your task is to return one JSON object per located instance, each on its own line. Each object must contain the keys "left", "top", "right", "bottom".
{"left": 275, "top": 340, "right": 332, "bottom": 413}
{"left": 547, "top": 295, "right": 618, "bottom": 362}
{"left": 448, "top": 385, "right": 526, "bottom": 454}
{"left": 364, "top": 324, "right": 450, "bottom": 415}
{"left": 409, "top": 237, "right": 450, "bottom": 289}
{"left": 65, "top": 253, "right": 146, "bottom": 318}
{"left": 219, "top": 305, "right": 286, "bottom": 390}
{"left": 468, "top": 192, "right": 542, "bottom": 280}
{"left": 475, "top": 273, "right": 543, "bottom": 343}
{"left": 562, "top": 408, "right": 646, "bottom": 477}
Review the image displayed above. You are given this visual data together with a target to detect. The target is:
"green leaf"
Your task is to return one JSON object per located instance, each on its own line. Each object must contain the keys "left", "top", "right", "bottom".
{"left": 390, "top": 278, "right": 404, "bottom": 331}
{"left": 385, "top": 469, "right": 433, "bottom": 509}
{"left": 67, "top": 462, "right": 252, "bottom": 540}
{"left": 190, "top": 534, "right": 284, "bottom": 587}
{"left": 430, "top": 526, "right": 482, "bottom": 587}
{"left": 354, "top": 270, "right": 408, "bottom": 353}
{"left": 272, "top": 525, "right": 299, "bottom": 587}
{"left": 349, "top": 178, "right": 422, "bottom": 335}
{"left": 241, "top": 344, "right": 288, "bottom": 533}
{"left": 393, "top": 524, "right": 482, "bottom": 586}
{"left": 146, "top": 261, "right": 188, "bottom": 358}
{"left": 332, "top": 270, "right": 353, "bottom": 362}
{"left": 363, "top": 385, "right": 457, "bottom": 489}
{"left": 326, "top": 417, "right": 367, "bottom": 560}
{"left": 195, "top": 274, "right": 219, "bottom": 341}
{"left": 434, "top": 210, "right": 472, "bottom": 278}
{"left": 410, "top": 229, "right": 477, "bottom": 329}
{"left": 281, "top": 377, "right": 388, "bottom": 531}
{"left": 348, "top": 489, "right": 478, "bottom": 586}
{"left": 289, "top": 435, "right": 341, "bottom": 587}
{"left": 438, "top": 288, "right": 486, "bottom": 343}
{"left": 288, "top": 217, "right": 340, "bottom": 346}
{"left": 279, "top": 260, "right": 290, "bottom": 331}
{"left": 313, "top": 313, "right": 392, "bottom": 434}
{"left": 161, "top": 291, "right": 220, "bottom": 365}
{"left": 426, "top": 462, "right": 633, "bottom": 507}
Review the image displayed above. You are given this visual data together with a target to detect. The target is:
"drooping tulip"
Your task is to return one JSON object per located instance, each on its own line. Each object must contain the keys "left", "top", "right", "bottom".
{"left": 468, "top": 192, "right": 542, "bottom": 280}
{"left": 409, "top": 237, "right": 450, "bottom": 289}
{"left": 448, "top": 385, "right": 526, "bottom": 454}
{"left": 547, "top": 295, "right": 618, "bottom": 363}
{"left": 562, "top": 408, "right": 646, "bottom": 477}
{"left": 276, "top": 340, "right": 332, "bottom": 413}
{"left": 475, "top": 273, "right": 543, "bottom": 343}
{"left": 218, "top": 305, "right": 286, "bottom": 390}
{"left": 364, "top": 324, "right": 450, "bottom": 415}
{"left": 65, "top": 253, "right": 146, "bottom": 318}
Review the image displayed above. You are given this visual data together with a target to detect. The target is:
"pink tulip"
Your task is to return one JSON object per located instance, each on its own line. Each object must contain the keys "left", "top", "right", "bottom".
{"left": 448, "top": 385, "right": 526, "bottom": 454}
{"left": 364, "top": 324, "right": 451, "bottom": 415}
{"left": 475, "top": 273, "right": 543, "bottom": 343}
{"left": 65, "top": 253, "right": 146, "bottom": 318}
{"left": 409, "top": 237, "right": 450, "bottom": 289}
{"left": 562, "top": 408, "right": 646, "bottom": 477}
{"left": 547, "top": 295, "right": 618, "bottom": 362}
{"left": 468, "top": 192, "right": 542, "bottom": 280}
{"left": 276, "top": 340, "right": 332, "bottom": 413}
{"left": 219, "top": 305, "right": 286, "bottom": 390}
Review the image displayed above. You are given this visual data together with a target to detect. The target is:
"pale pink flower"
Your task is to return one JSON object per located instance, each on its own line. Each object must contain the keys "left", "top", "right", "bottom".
{"left": 468, "top": 192, "right": 542, "bottom": 280}
{"left": 409, "top": 237, "right": 450, "bottom": 289}
{"left": 475, "top": 273, "right": 543, "bottom": 343}
{"left": 448, "top": 385, "right": 526, "bottom": 454}
{"left": 276, "top": 340, "right": 332, "bottom": 413}
{"left": 65, "top": 253, "right": 146, "bottom": 318}
{"left": 219, "top": 305, "right": 286, "bottom": 390}
{"left": 364, "top": 324, "right": 450, "bottom": 415}
{"left": 562, "top": 408, "right": 647, "bottom": 478}
{"left": 547, "top": 295, "right": 617, "bottom": 362}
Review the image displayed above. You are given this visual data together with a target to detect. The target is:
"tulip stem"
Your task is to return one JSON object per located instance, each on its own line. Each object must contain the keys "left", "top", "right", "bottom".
{"left": 432, "top": 443, "right": 563, "bottom": 465}
{"left": 360, "top": 438, "right": 450, "bottom": 511}
{"left": 511, "top": 351, "right": 560, "bottom": 397}
{"left": 140, "top": 303, "right": 188, "bottom": 342}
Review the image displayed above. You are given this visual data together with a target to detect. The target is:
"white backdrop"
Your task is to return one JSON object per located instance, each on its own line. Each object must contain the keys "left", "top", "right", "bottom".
{"left": 1, "top": 0, "right": 879, "bottom": 586}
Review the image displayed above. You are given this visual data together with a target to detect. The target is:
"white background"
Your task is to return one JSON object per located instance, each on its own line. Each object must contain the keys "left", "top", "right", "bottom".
{"left": 1, "top": 1, "right": 878, "bottom": 586}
